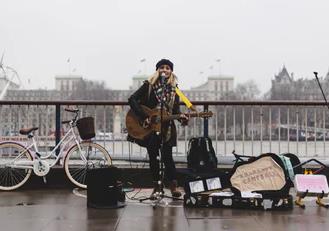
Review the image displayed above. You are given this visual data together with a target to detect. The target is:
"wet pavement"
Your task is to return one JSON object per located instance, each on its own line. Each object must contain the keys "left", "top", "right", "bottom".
{"left": 1, "top": 188, "right": 329, "bottom": 231}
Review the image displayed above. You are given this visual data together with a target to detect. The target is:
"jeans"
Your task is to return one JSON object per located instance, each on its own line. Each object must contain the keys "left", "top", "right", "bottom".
{"left": 146, "top": 141, "right": 177, "bottom": 182}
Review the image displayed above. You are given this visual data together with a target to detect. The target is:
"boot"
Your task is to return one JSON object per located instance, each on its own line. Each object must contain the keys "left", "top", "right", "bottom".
{"left": 169, "top": 180, "right": 182, "bottom": 198}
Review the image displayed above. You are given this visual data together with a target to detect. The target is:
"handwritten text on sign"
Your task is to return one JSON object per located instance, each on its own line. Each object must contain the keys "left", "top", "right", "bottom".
{"left": 231, "top": 156, "right": 286, "bottom": 192}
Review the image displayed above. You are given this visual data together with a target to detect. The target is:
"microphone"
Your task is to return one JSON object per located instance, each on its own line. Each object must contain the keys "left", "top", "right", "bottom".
{"left": 313, "top": 72, "right": 318, "bottom": 77}
{"left": 160, "top": 73, "right": 166, "bottom": 85}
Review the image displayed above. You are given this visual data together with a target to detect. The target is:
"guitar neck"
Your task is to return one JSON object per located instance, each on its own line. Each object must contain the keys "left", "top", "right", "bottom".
{"left": 167, "top": 113, "right": 203, "bottom": 121}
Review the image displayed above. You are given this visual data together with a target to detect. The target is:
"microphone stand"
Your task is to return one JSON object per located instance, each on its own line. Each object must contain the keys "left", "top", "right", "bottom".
{"left": 158, "top": 77, "right": 166, "bottom": 199}
{"left": 314, "top": 72, "right": 329, "bottom": 111}
{"left": 314, "top": 72, "right": 329, "bottom": 142}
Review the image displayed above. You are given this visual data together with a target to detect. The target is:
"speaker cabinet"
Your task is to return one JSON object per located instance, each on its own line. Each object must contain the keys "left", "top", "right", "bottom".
{"left": 87, "top": 166, "right": 126, "bottom": 208}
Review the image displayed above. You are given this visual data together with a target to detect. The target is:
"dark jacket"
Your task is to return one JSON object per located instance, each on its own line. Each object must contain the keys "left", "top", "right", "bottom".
{"left": 128, "top": 80, "right": 181, "bottom": 147}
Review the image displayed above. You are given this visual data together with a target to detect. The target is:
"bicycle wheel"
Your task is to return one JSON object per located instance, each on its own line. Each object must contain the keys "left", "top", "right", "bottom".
{"left": 0, "top": 142, "right": 33, "bottom": 190}
{"left": 64, "top": 142, "right": 112, "bottom": 188}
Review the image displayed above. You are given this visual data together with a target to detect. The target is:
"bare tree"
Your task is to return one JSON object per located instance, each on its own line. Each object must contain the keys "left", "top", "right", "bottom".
{"left": 68, "top": 79, "right": 113, "bottom": 135}
{"left": 69, "top": 79, "right": 109, "bottom": 100}
{"left": 233, "top": 80, "right": 261, "bottom": 139}
{"left": 235, "top": 80, "right": 261, "bottom": 100}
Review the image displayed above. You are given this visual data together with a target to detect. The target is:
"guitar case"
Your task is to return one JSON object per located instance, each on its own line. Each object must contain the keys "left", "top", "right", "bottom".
{"left": 184, "top": 153, "right": 298, "bottom": 210}
{"left": 229, "top": 153, "right": 293, "bottom": 199}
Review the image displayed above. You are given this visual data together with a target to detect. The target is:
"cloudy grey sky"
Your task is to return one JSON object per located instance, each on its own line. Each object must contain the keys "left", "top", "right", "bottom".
{"left": 1, "top": 0, "right": 329, "bottom": 93}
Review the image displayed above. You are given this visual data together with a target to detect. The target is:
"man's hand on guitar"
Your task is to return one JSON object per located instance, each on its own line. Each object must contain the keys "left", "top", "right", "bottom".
{"left": 142, "top": 117, "right": 151, "bottom": 128}
{"left": 179, "top": 114, "right": 189, "bottom": 126}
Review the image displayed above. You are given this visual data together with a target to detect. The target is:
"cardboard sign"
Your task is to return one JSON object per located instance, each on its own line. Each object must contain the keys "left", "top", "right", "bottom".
{"left": 231, "top": 156, "right": 286, "bottom": 192}
{"left": 294, "top": 174, "right": 329, "bottom": 197}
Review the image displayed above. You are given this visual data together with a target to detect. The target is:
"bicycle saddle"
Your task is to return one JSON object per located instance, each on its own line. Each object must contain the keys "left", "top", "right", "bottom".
{"left": 19, "top": 127, "right": 39, "bottom": 135}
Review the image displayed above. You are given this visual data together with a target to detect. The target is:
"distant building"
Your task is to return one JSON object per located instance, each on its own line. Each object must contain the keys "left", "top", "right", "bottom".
{"left": 130, "top": 74, "right": 148, "bottom": 90}
{"left": 129, "top": 74, "right": 235, "bottom": 100}
{"left": 55, "top": 75, "right": 83, "bottom": 92}
{"left": 265, "top": 66, "right": 329, "bottom": 139}
{"left": 270, "top": 65, "right": 329, "bottom": 100}
{"left": 1, "top": 75, "right": 84, "bottom": 137}
{"left": 184, "top": 75, "right": 234, "bottom": 101}
{"left": 177, "top": 75, "right": 235, "bottom": 137}
{"left": 270, "top": 66, "right": 294, "bottom": 100}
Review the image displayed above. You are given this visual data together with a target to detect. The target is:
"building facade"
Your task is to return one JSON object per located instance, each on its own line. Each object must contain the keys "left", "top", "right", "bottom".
{"left": 271, "top": 66, "right": 329, "bottom": 101}
{"left": 1, "top": 74, "right": 235, "bottom": 139}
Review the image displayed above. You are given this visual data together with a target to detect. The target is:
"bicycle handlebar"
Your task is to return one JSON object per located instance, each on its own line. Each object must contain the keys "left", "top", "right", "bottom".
{"left": 64, "top": 108, "right": 79, "bottom": 125}
{"left": 65, "top": 108, "right": 79, "bottom": 113}
{"left": 231, "top": 150, "right": 255, "bottom": 163}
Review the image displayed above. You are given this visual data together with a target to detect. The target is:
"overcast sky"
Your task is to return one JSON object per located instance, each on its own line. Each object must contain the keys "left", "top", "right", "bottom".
{"left": 1, "top": 0, "right": 329, "bottom": 93}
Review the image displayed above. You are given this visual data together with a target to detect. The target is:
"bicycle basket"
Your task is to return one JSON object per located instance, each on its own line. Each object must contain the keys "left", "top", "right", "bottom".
{"left": 76, "top": 117, "right": 95, "bottom": 140}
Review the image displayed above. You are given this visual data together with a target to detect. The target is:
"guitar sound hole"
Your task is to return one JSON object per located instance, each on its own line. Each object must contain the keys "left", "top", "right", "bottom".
{"left": 150, "top": 116, "right": 159, "bottom": 123}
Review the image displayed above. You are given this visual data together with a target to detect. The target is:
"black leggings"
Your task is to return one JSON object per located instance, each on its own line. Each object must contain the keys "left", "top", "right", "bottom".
{"left": 146, "top": 142, "right": 177, "bottom": 182}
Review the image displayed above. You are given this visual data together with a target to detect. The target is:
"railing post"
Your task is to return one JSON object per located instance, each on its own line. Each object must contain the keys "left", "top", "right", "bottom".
{"left": 204, "top": 104, "right": 209, "bottom": 137}
{"left": 55, "top": 104, "right": 61, "bottom": 156}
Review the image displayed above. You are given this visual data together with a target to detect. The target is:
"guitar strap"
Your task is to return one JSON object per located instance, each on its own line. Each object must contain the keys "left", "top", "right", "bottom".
{"left": 175, "top": 87, "right": 195, "bottom": 111}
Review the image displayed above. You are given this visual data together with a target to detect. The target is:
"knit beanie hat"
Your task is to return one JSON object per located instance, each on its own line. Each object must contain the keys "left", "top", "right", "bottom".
{"left": 156, "top": 59, "right": 174, "bottom": 71}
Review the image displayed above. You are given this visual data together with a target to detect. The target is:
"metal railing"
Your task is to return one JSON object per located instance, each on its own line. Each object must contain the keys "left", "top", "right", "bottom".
{"left": 1, "top": 100, "right": 329, "bottom": 163}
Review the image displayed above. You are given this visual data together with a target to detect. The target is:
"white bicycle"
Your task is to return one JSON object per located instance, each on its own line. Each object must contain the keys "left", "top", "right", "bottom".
{"left": 0, "top": 108, "right": 112, "bottom": 190}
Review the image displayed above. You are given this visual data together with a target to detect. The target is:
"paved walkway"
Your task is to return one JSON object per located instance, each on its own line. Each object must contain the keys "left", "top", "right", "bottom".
{"left": 1, "top": 188, "right": 329, "bottom": 231}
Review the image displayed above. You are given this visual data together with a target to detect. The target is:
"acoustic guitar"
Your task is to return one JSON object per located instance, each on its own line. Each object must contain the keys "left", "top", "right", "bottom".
{"left": 126, "top": 105, "right": 213, "bottom": 140}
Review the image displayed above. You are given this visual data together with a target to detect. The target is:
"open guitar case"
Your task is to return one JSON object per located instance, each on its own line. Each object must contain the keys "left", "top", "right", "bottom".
{"left": 184, "top": 153, "right": 300, "bottom": 210}
{"left": 227, "top": 153, "right": 298, "bottom": 210}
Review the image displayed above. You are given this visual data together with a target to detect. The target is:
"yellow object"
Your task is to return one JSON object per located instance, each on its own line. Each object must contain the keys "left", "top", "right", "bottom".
{"left": 304, "top": 169, "right": 313, "bottom": 175}
{"left": 175, "top": 87, "right": 193, "bottom": 109}
{"left": 295, "top": 197, "right": 305, "bottom": 208}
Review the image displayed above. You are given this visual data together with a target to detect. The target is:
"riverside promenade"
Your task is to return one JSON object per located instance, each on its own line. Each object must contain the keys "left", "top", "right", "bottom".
{"left": 1, "top": 186, "right": 329, "bottom": 231}
{"left": 1, "top": 100, "right": 329, "bottom": 230}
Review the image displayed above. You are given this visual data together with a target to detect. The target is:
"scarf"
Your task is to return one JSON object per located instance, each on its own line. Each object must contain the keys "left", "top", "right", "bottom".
{"left": 152, "top": 79, "right": 176, "bottom": 142}
{"left": 152, "top": 79, "right": 176, "bottom": 110}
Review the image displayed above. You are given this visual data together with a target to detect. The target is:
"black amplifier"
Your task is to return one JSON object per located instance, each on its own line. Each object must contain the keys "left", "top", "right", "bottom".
{"left": 87, "top": 166, "right": 126, "bottom": 209}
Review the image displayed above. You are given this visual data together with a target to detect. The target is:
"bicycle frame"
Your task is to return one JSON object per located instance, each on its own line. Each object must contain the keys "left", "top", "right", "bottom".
{"left": 0, "top": 108, "right": 110, "bottom": 190}
{"left": 4, "top": 122, "right": 85, "bottom": 170}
